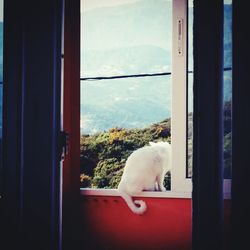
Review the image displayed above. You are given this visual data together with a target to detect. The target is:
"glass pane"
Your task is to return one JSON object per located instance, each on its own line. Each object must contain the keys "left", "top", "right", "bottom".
{"left": 80, "top": 0, "right": 172, "bottom": 189}
{"left": 187, "top": 0, "right": 193, "bottom": 178}
{"left": 0, "top": 0, "right": 3, "bottom": 195}
{"left": 223, "top": 0, "right": 232, "bottom": 179}
{"left": 81, "top": 77, "right": 171, "bottom": 135}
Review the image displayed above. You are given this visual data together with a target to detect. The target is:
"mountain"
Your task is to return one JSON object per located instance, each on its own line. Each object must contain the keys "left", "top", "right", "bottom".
{"left": 82, "top": 45, "right": 171, "bottom": 76}
{"left": 80, "top": 2, "right": 232, "bottom": 135}
{"left": 81, "top": 0, "right": 174, "bottom": 135}
{"left": 81, "top": 0, "right": 172, "bottom": 77}
{"left": 81, "top": 0, "right": 172, "bottom": 52}
{"left": 81, "top": 75, "right": 171, "bottom": 134}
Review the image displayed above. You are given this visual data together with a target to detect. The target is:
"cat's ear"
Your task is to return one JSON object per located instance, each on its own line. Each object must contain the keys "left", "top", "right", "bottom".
{"left": 149, "top": 142, "right": 156, "bottom": 146}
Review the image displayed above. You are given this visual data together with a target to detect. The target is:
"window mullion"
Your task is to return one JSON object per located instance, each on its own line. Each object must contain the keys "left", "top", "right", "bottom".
{"left": 171, "top": 0, "right": 192, "bottom": 193}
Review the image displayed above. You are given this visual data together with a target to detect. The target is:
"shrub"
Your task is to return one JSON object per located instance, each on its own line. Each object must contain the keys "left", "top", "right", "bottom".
{"left": 80, "top": 118, "right": 171, "bottom": 189}
{"left": 80, "top": 174, "right": 92, "bottom": 188}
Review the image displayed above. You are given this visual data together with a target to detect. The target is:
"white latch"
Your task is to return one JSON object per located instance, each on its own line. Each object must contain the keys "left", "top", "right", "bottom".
{"left": 177, "top": 19, "right": 183, "bottom": 56}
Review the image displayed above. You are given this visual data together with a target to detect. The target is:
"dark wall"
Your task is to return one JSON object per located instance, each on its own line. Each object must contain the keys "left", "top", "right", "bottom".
{"left": 1, "top": 1, "right": 63, "bottom": 249}
{"left": 192, "top": 1, "right": 224, "bottom": 249}
{"left": 231, "top": 1, "right": 250, "bottom": 249}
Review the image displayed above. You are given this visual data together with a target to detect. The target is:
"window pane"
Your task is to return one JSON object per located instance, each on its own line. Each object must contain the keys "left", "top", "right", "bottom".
{"left": 81, "top": 77, "right": 171, "bottom": 135}
{"left": 223, "top": 0, "right": 232, "bottom": 179}
{"left": 187, "top": 0, "right": 193, "bottom": 178}
{"left": 80, "top": 0, "right": 172, "bottom": 189}
{"left": 81, "top": 0, "right": 172, "bottom": 77}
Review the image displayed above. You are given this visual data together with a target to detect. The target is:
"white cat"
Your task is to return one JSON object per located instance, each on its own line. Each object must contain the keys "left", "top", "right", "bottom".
{"left": 117, "top": 141, "right": 171, "bottom": 215}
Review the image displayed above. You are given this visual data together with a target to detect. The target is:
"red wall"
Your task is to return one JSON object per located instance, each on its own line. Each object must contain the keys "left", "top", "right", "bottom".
{"left": 80, "top": 196, "right": 192, "bottom": 250}
{"left": 80, "top": 195, "right": 231, "bottom": 250}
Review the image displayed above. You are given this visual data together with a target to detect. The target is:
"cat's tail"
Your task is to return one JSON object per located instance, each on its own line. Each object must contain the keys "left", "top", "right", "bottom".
{"left": 119, "top": 191, "right": 147, "bottom": 215}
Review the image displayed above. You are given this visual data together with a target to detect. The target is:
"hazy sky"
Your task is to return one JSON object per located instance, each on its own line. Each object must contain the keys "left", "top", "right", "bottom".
{"left": 82, "top": 0, "right": 232, "bottom": 12}
{"left": 0, "top": 0, "right": 233, "bottom": 19}
{"left": 81, "top": 0, "right": 138, "bottom": 12}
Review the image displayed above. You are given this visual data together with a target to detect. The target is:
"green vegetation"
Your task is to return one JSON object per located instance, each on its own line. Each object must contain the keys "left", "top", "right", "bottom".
{"left": 80, "top": 101, "right": 232, "bottom": 189}
{"left": 80, "top": 119, "right": 171, "bottom": 189}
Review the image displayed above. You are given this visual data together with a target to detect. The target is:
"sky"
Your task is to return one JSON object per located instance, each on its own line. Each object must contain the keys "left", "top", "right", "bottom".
{"left": 81, "top": 0, "right": 138, "bottom": 12}
{"left": 0, "top": 0, "right": 233, "bottom": 19}
{"left": 82, "top": 0, "right": 232, "bottom": 12}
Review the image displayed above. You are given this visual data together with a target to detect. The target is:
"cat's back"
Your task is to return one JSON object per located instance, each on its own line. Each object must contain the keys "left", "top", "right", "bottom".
{"left": 125, "top": 142, "right": 171, "bottom": 172}
{"left": 126, "top": 145, "right": 158, "bottom": 163}
{"left": 130, "top": 142, "right": 170, "bottom": 159}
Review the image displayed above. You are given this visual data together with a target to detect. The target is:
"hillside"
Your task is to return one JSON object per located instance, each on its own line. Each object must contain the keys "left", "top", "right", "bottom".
{"left": 80, "top": 101, "right": 232, "bottom": 189}
{"left": 80, "top": 118, "right": 171, "bottom": 189}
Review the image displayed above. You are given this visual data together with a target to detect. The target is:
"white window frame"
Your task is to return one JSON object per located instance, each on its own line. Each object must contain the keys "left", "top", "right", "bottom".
{"left": 171, "top": 0, "right": 191, "bottom": 196}
{"left": 81, "top": 0, "right": 191, "bottom": 198}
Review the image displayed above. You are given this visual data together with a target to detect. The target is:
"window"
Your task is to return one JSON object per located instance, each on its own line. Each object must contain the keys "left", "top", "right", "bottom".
{"left": 223, "top": 0, "right": 232, "bottom": 198}
{"left": 223, "top": 0, "right": 232, "bottom": 180}
{"left": 187, "top": 0, "right": 193, "bottom": 179}
{"left": 80, "top": 0, "right": 191, "bottom": 197}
